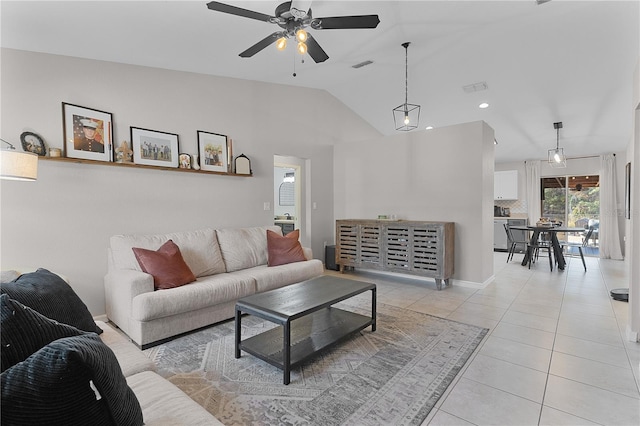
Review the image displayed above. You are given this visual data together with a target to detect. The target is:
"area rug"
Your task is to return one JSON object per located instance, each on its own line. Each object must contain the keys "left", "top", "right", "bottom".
{"left": 144, "top": 301, "right": 488, "bottom": 426}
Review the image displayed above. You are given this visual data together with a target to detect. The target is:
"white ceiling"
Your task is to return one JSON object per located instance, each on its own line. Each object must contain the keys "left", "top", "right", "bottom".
{"left": 2, "top": 0, "right": 638, "bottom": 163}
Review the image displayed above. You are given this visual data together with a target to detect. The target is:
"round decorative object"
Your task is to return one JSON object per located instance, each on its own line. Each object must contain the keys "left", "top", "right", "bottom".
{"left": 20, "top": 131, "right": 46, "bottom": 156}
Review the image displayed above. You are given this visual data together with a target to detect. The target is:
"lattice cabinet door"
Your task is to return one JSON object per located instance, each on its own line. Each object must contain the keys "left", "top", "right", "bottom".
{"left": 385, "top": 224, "right": 411, "bottom": 271}
{"left": 336, "top": 222, "right": 358, "bottom": 268}
{"left": 358, "top": 224, "right": 382, "bottom": 268}
{"left": 410, "top": 225, "right": 443, "bottom": 277}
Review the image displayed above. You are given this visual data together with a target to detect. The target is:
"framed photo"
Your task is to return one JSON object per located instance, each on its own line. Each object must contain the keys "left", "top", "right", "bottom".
{"left": 131, "top": 127, "right": 179, "bottom": 168}
{"left": 625, "top": 162, "right": 631, "bottom": 220}
{"left": 197, "top": 130, "right": 228, "bottom": 173}
{"left": 179, "top": 153, "right": 191, "bottom": 169}
{"left": 62, "top": 103, "right": 113, "bottom": 162}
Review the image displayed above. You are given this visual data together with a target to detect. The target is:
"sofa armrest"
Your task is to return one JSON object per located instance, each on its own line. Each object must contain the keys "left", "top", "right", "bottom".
{"left": 303, "top": 247, "right": 313, "bottom": 260}
{"left": 104, "top": 270, "right": 154, "bottom": 334}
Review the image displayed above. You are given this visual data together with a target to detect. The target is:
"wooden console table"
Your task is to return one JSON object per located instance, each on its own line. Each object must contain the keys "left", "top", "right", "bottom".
{"left": 335, "top": 219, "right": 454, "bottom": 290}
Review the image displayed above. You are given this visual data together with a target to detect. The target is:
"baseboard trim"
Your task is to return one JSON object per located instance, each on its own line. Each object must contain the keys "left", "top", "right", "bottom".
{"left": 626, "top": 324, "right": 639, "bottom": 342}
{"left": 93, "top": 314, "right": 108, "bottom": 322}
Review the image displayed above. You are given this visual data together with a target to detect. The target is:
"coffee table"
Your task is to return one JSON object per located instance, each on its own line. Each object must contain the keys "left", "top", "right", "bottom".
{"left": 235, "top": 275, "right": 376, "bottom": 384}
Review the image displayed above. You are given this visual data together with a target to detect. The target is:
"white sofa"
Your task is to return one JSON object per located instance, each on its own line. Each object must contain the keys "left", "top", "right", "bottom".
{"left": 97, "top": 320, "right": 223, "bottom": 425}
{"left": 105, "top": 226, "right": 324, "bottom": 348}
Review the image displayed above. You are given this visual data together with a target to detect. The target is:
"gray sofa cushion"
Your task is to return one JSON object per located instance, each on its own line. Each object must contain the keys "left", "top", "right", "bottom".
{"left": 216, "top": 226, "right": 281, "bottom": 272}
{"left": 131, "top": 274, "right": 256, "bottom": 322}
{"left": 110, "top": 228, "right": 225, "bottom": 278}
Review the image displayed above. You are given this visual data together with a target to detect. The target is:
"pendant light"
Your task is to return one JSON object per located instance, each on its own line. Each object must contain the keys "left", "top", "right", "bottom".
{"left": 393, "top": 42, "right": 420, "bottom": 131}
{"left": 548, "top": 121, "right": 566, "bottom": 168}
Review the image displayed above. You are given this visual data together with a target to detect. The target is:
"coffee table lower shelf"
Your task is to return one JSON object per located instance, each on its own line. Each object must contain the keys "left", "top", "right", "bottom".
{"left": 238, "top": 307, "right": 373, "bottom": 380}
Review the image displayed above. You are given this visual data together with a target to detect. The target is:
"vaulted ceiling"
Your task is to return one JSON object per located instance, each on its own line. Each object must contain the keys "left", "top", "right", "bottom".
{"left": 1, "top": 1, "right": 638, "bottom": 163}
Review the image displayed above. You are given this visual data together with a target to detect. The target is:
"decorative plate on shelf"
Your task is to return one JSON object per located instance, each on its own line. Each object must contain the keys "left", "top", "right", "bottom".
{"left": 20, "top": 131, "right": 46, "bottom": 156}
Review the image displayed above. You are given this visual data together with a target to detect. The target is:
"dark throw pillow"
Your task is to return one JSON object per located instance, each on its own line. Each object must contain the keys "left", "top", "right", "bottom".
{"left": 0, "top": 268, "right": 102, "bottom": 334}
{"left": 1, "top": 334, "right": 143, "bottom": 426}
{"left": 1, "top": 294, "right": 86, "bottom": 373}
{"left": 132, "top": 239, "right": 196, "bottom": 290}
{"left": 267, "top": 229, "right": 307, "bottom": 267}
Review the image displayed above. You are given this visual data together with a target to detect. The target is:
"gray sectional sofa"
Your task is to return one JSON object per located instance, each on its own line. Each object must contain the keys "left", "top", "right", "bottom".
{"left": 105, "top": 226, "right": 324, "bottom": 348}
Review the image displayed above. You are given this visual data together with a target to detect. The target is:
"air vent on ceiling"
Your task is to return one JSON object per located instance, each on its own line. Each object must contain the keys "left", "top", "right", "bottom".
{"left": 462, "top": 81, "right": 489, "bottom": 93}
{"left": 352, "top": 60, "right": 374, "bottom": 69}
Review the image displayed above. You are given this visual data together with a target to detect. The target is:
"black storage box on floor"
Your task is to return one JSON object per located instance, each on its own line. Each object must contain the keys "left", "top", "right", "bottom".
{"left": 325, "top": 245, "right": 339, "bottom": 271}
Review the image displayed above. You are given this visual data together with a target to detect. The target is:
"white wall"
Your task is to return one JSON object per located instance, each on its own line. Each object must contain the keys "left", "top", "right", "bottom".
{"left": 0, "top": 48, "right": 380, "bottom": 315}
{"left": 334, "top": 121, "right": 495, "bottom": 286}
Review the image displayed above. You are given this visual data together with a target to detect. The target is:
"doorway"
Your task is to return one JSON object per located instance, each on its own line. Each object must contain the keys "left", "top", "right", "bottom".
{"left": 274, "top": 155, "right": 310, "bottom": 248}
{"left": 541, "top": 175, "right": 600, "bottom": 256}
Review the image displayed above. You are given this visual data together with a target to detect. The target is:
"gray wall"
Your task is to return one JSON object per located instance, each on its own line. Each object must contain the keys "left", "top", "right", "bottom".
{"left": 333, "top": 121, "right": 496, "bottom": 286}
{"left": 0, "top": 48, "right": 380, "bottom": 315}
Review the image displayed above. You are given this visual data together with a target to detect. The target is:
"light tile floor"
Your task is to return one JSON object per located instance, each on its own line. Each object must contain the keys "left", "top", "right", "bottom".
{"left": 327, "top": 252, "right": 639, "bottom": 425}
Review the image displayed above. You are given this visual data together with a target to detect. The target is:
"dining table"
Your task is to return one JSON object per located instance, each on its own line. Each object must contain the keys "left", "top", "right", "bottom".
{"left": 509, "top": 225, "right": 586, "bottom": 270}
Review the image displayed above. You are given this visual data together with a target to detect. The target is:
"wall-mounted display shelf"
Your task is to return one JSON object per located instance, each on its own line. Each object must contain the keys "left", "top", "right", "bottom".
{"left": 40, "top": 156, "right": 252, "bottom": 177}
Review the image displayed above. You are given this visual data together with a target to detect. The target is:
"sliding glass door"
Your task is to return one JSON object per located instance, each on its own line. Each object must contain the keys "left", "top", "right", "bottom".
{"left": 541, "top": 175, "right": 600, "bottom": 254}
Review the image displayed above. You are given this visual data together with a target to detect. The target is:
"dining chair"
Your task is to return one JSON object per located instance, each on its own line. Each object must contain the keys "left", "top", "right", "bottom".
{"left": 528, "top": 229, "right": 553, "bottom": 271}
{"left": 503, "top": 224, "right": 528, "bottom": 263}
{"left": 557, "top": 234, "right": 587, "bottom": 271}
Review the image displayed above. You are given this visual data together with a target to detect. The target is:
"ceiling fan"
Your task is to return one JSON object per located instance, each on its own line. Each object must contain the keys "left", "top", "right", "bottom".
{"left": 206, "top": 1, "right": 380, "bottom": 63}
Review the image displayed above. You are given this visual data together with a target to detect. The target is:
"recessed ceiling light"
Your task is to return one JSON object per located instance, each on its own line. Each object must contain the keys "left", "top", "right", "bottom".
{"left": 479, "top": 102, "right": 489, "bottom": 109}
{"left": 425, "top": 126, "right": 434, "bottom": 130}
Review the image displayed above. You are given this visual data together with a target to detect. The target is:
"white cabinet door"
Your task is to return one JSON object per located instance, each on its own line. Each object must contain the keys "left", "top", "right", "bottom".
{"left": 494, "top": 170, "right": 518, "bottom": 200}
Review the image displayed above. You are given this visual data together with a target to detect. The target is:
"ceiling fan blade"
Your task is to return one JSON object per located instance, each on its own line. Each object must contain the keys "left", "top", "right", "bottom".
{"left": 206, "top": 1, "right": 274, "bottom": 22}
{"left": 305, "top": 34, "right": 329, "bottom": 63}
{"left": 239, "top": 32, "right": 282, "bottom": 58}
{"left": 312, "top": 15, "right": 380, "bottom": 30}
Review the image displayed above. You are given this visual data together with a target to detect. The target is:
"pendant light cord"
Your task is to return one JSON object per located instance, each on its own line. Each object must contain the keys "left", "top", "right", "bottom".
{"left": 404, "top": 42, "right": 409, "bottom": 108}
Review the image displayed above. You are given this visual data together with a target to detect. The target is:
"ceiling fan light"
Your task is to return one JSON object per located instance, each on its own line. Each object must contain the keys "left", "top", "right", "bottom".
{"left": 296, "top": 29, "right": 308, "bottom": 43}
{"left": 276, "top": 37, "right": 287, "bottom": 51}
{"left": 297, "top": 41, "right": 307, "bottom": 55}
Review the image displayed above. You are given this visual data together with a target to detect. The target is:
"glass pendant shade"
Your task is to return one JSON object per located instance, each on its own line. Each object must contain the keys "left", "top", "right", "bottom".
{"left": 296, "top": 29, "right": 308, "bottom": 43}
{"left": 276, "top": 37, "right": 287, "bottom": 51}
{"left": 297, "top": 41, "right": 307, "bottom": 55}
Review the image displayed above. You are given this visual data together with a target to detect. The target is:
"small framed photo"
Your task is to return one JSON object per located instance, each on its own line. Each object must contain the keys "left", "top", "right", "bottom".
{"left": 62, "top": 103, "right": 113, "bottom": 161}
{"left": 197, "top": 130, "right": 228, "bottom": 173}
{"left": 179, "top": 153, "right": 192, "bottom": 169}
{"left": 131, "top": 127, "right": 179, "bottom": 168}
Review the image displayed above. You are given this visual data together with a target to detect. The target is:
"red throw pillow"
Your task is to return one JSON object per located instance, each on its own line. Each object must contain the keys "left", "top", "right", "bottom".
{"left": 132, "top": 240, "right": 196, "bottom": 290}
{"left": 267, "top": 229, "right": 306, "bottom": 267}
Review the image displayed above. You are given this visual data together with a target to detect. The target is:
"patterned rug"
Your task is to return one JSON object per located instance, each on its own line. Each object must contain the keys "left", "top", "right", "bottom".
{"left": 144, "top": 301, "right": 488, "bottom": 426}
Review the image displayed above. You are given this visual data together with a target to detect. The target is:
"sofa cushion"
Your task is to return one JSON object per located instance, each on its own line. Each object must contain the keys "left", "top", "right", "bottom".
{"left": 1, "top": 334, "right": 143, "bottom": 426}
{"left": 216, "top": 226, "right": 281, "bottom": 272}
{"left": 110, "top": 228, "right": 225, "bottom": 278}
{"left": 0, "top": 268, "right": 102, "bottom": 334}
{"left": 1, "top": 294, "right": 87, "bottom": 373}
{"left": 234, "top": 259, "right": 324, "bottom": 293}
{"left": 131, "top": 273, "right": 256, "bottom": 322}
{"left": 127, "top": 371, "right": 223, "bottom": 426}
{"left": 267, "top": 229, "right": 306, "bottom": 266}
{"left": 96, "top": 321, "right": 155, "bottom": 377}
{"left": 133, "top": 240, "right": 196, "bottom": 290}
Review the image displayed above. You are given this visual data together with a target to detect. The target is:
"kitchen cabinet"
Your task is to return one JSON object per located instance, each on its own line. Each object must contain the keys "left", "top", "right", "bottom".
{"left": 335, "top": 220, "right": 454, "bottom": 290}
{"left": 494, "top": 170, "right": 518, "bottom": 200}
